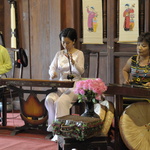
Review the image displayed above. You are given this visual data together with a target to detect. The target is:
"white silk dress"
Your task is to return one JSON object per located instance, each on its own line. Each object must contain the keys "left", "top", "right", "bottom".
{"left": 45, "top": 49, "right": 84, "bottom": 128}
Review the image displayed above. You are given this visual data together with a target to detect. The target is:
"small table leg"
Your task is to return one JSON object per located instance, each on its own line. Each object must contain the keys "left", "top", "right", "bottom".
{"left": 2, "top": 93, "right": 7, "bottom": 126}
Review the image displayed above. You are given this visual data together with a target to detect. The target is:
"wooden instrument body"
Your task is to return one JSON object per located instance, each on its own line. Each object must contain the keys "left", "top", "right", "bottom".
{"left": 0, "top": 78, "right": 74, "bottom": 129}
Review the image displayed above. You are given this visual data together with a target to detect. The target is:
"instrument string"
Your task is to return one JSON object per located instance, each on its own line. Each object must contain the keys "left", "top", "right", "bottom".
{"left": 66, "top": 51, "right": 74, "bottom": 81}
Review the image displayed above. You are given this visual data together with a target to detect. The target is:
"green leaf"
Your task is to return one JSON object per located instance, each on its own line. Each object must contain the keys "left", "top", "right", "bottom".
{"left": 78, "top": 99, "right": 83, "bottom": 103}
{"left": 92, "top": 99, "right": 98, "bottom": 104}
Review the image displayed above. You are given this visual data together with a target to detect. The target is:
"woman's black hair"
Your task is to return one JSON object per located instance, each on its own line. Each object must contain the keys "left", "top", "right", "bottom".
{"left": 138, "top": 32, "right": 150, "bottom": 48}
{"left": 59, "top": 28, "right": 77, "bottom": 42}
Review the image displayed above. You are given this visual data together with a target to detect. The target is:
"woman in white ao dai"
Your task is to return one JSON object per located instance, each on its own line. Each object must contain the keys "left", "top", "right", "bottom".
{"left": 44, "top": 28, "right": 84, "bottom": 142}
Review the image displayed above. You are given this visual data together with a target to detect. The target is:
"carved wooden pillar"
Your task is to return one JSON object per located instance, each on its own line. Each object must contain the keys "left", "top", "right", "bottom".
{"left": 8, "top": 0, "right": 17, "bottom": 48}
{"left": 106, "top": 0, "right": 117, "bottom": 83}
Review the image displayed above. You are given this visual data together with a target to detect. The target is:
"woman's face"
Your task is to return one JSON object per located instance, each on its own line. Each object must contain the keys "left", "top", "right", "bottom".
{"left": 137, "top": 41, "right": 150, "bottom": 57}
{"left": 61, "top": 37, "right": 74, "bottom": 51}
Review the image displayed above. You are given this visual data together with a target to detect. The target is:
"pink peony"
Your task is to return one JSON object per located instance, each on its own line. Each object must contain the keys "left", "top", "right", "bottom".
{"left": 74, "top": 78, "right": 107, "bottom": 103}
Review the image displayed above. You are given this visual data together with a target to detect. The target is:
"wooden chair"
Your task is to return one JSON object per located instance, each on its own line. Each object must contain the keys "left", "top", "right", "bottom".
{"left": 82, "top": 49, "right": 100, "bottom": 78}
{"left": 70, "top": 50, "right": 100, "bottom": 115}
{"left": 58, "top": 100, "right": 114, "bottom": 150}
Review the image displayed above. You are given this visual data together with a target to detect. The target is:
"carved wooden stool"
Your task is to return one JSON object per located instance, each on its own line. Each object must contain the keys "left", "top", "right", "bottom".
{"left": 58, "top": 135, "right": 108, "bottom": 150}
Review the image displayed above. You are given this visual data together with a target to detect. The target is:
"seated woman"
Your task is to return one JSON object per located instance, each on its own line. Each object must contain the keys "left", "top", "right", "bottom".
{"left": 122, "top": 32, "right": 150, "bottom": 106}
{"left": 44, "top": 28, "right": 85, "bottom": 142}
{"left": 123, "top": 32, "right": 150, "bottom": 87}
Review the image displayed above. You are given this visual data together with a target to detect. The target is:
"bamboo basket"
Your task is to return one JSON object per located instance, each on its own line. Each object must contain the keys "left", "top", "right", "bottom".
{"left": 119, "top": 102, "right": 150, "bottom": 150}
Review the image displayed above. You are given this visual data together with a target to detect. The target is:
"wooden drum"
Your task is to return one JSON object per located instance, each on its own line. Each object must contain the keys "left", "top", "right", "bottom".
{"left": 119, "top": 102, "right": 150, "bottom": 150}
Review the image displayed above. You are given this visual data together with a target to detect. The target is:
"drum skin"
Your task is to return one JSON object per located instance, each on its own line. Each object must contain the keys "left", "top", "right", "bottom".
{"left": 119, "top": 102, "right": 150, "bottom": 150}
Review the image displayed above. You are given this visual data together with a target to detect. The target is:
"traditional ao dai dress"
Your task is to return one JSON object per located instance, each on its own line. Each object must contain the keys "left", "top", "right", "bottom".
{"left": 45, "top": 49, "right": 84, "bottom": 126}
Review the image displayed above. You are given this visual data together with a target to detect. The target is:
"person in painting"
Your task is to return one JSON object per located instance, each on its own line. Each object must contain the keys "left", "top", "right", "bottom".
{"left": 0, "top": 45, "right": 12, "bottom": 78}
{"left": 44, "top": 28, "right": 85, "bottom": 142}
{"left": 93, "top": 12, "right": 98, "bottom": 32}
{"left": 86, "top": 6, "right": 97, "bottom": 32}
{"left": 122, "top": 32, "right": 150, "bottom": 87}
{"left": 123, "top": 4, "right": 135, "bottom": 31}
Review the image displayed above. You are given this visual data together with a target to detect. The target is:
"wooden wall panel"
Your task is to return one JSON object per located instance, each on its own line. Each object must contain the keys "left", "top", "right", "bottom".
{"left": 3, "top": 0, "right": 30, "bottom": 79}
{"left": 29, "top": 0, "right": 61, "bottom": 80}
{"left": 0, "top": 0, "right": 4, "bottom": 34}
{"left": 4, "top": 0, "right": 10, "bottom": 47}
{"left": 60, "top": 0, "right": 81, "bottom": 49}
{"left": 3, "top": 0, "right": 61, "bottom": 80}
{"left": 144, "top": 0, "right": 150, "bottom": 31}
{"left": 30, "top": 0, "right": 49, "bottom": 79}
{"left": 17, "top": 0, "right": 30, "bottom": 79}
{"left": 1, "top": 0, "right": 150, "bottom": 85}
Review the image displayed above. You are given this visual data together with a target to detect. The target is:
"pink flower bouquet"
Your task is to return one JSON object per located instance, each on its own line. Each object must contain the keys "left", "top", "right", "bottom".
{"left": 74, "top": 78, "right": 107, "bottom": 103}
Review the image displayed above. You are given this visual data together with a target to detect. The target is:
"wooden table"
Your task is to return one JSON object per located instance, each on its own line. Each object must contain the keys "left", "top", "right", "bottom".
{"left": 58, "top": 135, "right": 108, "bottom": 150}
{"left": 105, "top": 84, "right": 150, "bottom": 150}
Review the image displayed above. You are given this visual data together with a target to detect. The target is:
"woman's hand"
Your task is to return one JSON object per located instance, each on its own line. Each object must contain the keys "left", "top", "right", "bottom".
{"left": 123, "top": 80, "right": 130, "bottom": 85}
{"left": 70, "top": 56, "right": 75, "bottom": 65}
{"left": 50, "top": 72, "right": 57, "bottom": 79}
{"left": 143, "top": 82, "right": 150, "bottom": 87}
{"left": 64, "top": 53, "right": 75, "bottom": 65}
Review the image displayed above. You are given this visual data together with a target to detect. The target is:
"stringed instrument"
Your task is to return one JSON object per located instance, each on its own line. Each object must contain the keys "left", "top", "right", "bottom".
{"left": 0, "top": 78, "right": 74, "bottom": 130}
